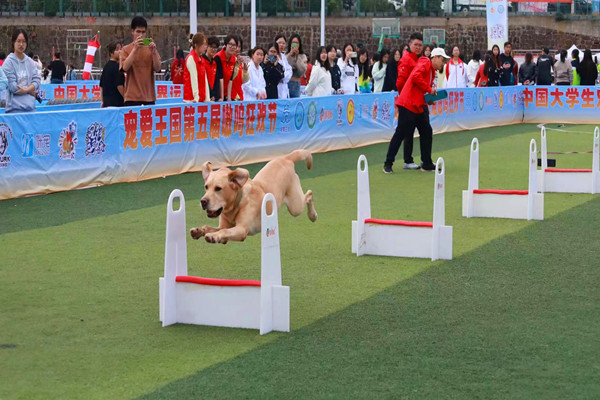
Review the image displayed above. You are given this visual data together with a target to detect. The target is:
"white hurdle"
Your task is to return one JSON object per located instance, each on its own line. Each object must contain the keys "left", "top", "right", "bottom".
{"left": 538, "top": 126, "right": 600, "bottom": 194}
{"left": 462, "top": 138, "right": 544, "bottom": 220}
{"left": 159, "top": 190, "right": 290, "bottom": 335}
{"left": 351, "top": 155, "right": 452, "bottom": 260}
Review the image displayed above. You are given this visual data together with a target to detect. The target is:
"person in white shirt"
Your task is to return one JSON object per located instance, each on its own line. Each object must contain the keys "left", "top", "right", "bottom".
{"left": 371, "top": 49, "right": 389, "bottom": 93}
{"left": 275, "top": 34, "right": 292, "bottom": 99}
{"left": 337, "top": 43, "right": 359, "bottom": 94}
{"left": 466, "top": 50, "right": 482, "bottom": 88}
{"left": 242, "top": 46, "right": 267, "bottom": 100}
{"left": 305, "top": 46, "right": 332, "bottom": 97}
{"left": 444, "top": 46, "right": 468, "bottom": 88}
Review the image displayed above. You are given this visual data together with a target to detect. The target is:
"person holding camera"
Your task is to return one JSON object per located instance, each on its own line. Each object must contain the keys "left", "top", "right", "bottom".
{"left": 337, "top": 43, "right": 359, "bottom": 95}
{"left": 120, "top": 16, "right": 162, "bottom": 106}
{"left": 274, "top": 34, "right": 292, "bottom": 99}
{"left": 285, "top": 33, "right": 307, "bottom": 98}
{"left": 262, "top": 42, "right": 285, "bottom": 100}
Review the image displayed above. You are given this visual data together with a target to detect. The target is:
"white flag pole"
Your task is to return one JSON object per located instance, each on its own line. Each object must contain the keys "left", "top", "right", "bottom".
{"left": 251, "top": 0, "right": 257, "bottom": 48}
{"left": 321, "top": 0, "right": 325, "bottom": 46}
{"left": 190, "top": 0, "right": 197, "bottom": 35}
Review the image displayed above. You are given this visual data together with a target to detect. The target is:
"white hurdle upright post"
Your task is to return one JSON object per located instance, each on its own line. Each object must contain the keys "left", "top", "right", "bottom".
{"left": 159, "top": 190, "right": 290, "bottom": 335}
{"left": 351, "top": 155, "right": 452, "bottom": 261}
{"left": 462, "top": 138, "right": 543, "bottom": 220}
{"left": 538, "top": 126, "right": 600, "bottom": 194}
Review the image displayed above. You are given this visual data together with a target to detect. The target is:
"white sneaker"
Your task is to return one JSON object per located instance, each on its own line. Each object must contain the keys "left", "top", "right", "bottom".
{"left": 403, "top": 163, "right": 420, "bottom": 170}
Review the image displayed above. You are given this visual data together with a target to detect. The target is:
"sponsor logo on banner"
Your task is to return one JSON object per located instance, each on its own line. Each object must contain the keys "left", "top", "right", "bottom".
{"left": 59, "top": 121, "right": 78, "bottom": 160}
{"left": 371, "top": 98, "right": 379, "bottom": 120}
{"left": 85, "top": 122, "right": 106, "bottom": 156}
{"left": 381, "top": 101, "right": 391, "bottom": 120}
{"left": 347, "top": 99, "right": 355, "bottom": 125}
{"left": 319, "top": 107, "right": 333, "bottom": 122}
{"left": 23, "top": 133, "right": 51, "bottom": 158}
{"left": 499, "top": 90, "right": 504, "bottom": 109}
{"left": 22, "top": 133, "right": 35, "bottom": 158}
{"left": 280, "top": 104, "right": 291, "bottom": 133}
{"left": 307, "top": 101, "right": 317, "bottom": 129}
{"left": 479, "top": 92, "right": 485, "bottom": 110}
{"left": 361, "top": 104, "right": 369, "bottom": 119}
{"left": 336, "top": 99, "right": 343, "bottom": 126}
{"left": 295, "top": 102, "right": 305, "bottom": 131}
{"left": 0, "top": 123, "right": 13, "bottom": 168}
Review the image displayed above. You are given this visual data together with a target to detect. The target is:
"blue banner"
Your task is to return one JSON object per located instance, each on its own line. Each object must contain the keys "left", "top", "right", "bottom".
{"left": 0, "top": 87, "right": 588, "bottom": 200}
{"left": 37, "top": 82, "right": 183, "bottom": 104}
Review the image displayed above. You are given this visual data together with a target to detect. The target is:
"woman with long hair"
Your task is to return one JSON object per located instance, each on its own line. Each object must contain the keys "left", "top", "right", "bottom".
{"left": 262, "top": 42, "right": 285, "bottom": 99}
{"left": 554, "top": 49, "right": 573, "bottom": 85}
{"left": 183, "top": 33, "right": 209, "bottom": 103}
{"left": 577, "top": 49, "right": 598, "bottom": 86}
{"left": 305, "top": 46, "right": 332, "bottom": 97}
{"left": 444, "top": 45, "right": 468, "bottom": 88}
{"left": 371, "top": 48, "right": 389, "bottom": 93}
{"left": 491, "top": 44, "right": 501, "bottom": 68}
{"left": 337, "top": 43, "right": 359, "bottom": 94}
{"left": 286, "top": 33, "right": 307, "bottom": 98}
{"left": 171, "top": 48, "right": 185, "bottom": 84}
{"left": 326, "top": 45, "right": 342, "bottom": 93}
{"left": 357, "top": 48, "right": 371, "bottom": 93}
{"left": 382, "top": 48, "right": 400, "bottom": 92}
{"left": 423, "top": 44, "right": 433, "bottom": 58}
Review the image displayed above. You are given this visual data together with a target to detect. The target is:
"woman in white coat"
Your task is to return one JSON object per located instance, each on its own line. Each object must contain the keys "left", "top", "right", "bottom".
{"left": 306, "top": 46, "right": 332, "bottom": 97}
{"left": 371, "top": 49, "right": 389, "bottom": 93}
{"left": 337, "top": 43, "right": 359, "bottom": 94}
{"left": 242, "top": 46, "right": 267, "bottom": 100}
{"left": 444, "top": 46, "right": 468, "bottom": 89}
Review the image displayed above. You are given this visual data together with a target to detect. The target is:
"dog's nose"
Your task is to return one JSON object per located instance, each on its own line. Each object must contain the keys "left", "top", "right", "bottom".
{"left": 200, "top": 198, "right": 208, "bottom": 210}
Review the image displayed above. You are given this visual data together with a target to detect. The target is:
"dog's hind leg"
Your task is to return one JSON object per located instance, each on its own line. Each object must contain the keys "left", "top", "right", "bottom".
{"left": 285, "top": 177, "right": 317, "bottom": 222}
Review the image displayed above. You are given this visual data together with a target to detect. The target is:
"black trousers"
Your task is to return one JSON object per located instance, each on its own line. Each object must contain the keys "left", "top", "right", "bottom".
{"left": 385, "top": 105, "right": 433, "bottom": 167}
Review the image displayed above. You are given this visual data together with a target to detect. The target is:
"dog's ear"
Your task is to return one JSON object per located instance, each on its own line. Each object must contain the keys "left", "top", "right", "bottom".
{"left": 202, "top": 161, "right": 212, "bottom": 181}
{"left": 229, "top": 168, "right": 249, "bottom": 188}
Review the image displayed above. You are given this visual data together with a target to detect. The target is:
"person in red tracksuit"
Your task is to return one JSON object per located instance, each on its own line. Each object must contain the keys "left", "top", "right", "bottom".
{"left": 215, "top": 34, "right": 238, "bottom": 101}
{"left": 396, "top": 47, "right": 449, "bottom": 171}
{"left": 383, "top": 32, "right": 424, "bottom": 173}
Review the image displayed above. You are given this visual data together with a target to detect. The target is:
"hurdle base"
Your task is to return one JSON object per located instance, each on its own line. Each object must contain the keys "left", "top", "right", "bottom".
{"left": 537, "top": 170, "right": 599, "bottom": 194}
{"left": 159, "top": 278, "right": 290, "bottom": 334}
{"left": 462, "top": 191, "right": 544, "bottom": 220}
{"left": 351, "top": 221, "right": 452, "bottom": 260}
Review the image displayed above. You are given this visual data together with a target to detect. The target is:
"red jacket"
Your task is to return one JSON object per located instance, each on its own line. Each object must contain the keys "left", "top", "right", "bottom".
{"left": 183, "top": 50, "right": 207, "bottom": 102}
{"left": 171, "top": 58, "right": 185, "bottom": 84}
{"left": 475, "top": 63, "right": 487, "bottom": 87}
{"left": 398, "top": 57, "right": 435, "bottom": 114}
{"left": 396, "top": 51, "right": 419, "bottom": 93}
{"left": 215, "top": 48, "right": 236, "bottom": 96}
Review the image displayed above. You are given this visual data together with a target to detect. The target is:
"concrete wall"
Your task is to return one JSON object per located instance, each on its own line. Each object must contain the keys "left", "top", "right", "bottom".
{"left": 0, "top": 16, "right": 598, "bottom": 68}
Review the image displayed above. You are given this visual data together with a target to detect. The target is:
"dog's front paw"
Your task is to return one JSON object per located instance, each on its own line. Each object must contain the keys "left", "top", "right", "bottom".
{"left": 204, "top": 232, "right": 228, "bottom": 244}
{"left": 190, "top": 226, "right": 209, "bottom": 240}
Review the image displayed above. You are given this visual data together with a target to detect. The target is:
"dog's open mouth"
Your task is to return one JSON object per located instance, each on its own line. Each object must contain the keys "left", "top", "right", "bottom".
{"left": 206, "top": 207, "right": 223, "bottom": 218}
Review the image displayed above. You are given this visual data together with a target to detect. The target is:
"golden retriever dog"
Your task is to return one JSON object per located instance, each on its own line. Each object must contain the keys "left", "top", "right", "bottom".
{"left": 190, "top": 149, "right": 317, "bottom": 244}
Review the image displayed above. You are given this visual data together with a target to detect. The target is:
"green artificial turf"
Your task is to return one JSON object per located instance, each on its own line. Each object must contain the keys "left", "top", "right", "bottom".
{"left": 1, "top": 124, "right": 599, "bottom": 399}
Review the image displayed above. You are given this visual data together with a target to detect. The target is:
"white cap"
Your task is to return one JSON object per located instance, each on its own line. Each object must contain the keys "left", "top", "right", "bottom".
{"left": 430, "top": 48, "right": 450, "bottom": 59}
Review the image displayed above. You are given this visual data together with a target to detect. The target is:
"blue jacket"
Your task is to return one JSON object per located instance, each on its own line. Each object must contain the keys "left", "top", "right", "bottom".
{"left": 3, "top": 53, "right": 41, "bottom": 113}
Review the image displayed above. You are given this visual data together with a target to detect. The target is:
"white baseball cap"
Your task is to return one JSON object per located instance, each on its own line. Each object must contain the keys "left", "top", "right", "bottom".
{"left": 430, "top": 48, "right": 450, "bottom": 59}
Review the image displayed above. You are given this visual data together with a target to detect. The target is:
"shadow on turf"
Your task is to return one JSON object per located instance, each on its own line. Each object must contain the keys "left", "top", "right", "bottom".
{"left": 138, "top": 196, "right": 600, "bottom": 399}
{"left": 0, "top": 125, "right": 527, "bottom": 236}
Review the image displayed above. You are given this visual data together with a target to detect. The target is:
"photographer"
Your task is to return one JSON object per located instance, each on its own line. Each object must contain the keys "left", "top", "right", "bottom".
{"left": 286, "top": 33, "right": 307, "bottom": 98}
{"left": 337, "top": 43, "right": 359, "bottom": 95}
{"left": 262, "top": 42, "right": 285, "bottom": 99}
{"left": 120, "top": 16, "right": 162, "bottom": 106}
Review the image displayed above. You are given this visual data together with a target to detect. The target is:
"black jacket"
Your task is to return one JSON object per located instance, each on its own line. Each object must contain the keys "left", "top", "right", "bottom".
{"left": 382, "top": 59, "right": 398, "bottom": 92}
{"left": 518, "top": 62, "right": 537, "bottom": 84}
{"left": 536, "top": 54, "right": 554, "bottom": 85}
{"left": 498, "top": 54, "right": 516, "bottom": 86}
{"left": 330, "top": 62, "right": 342, "bottom": 91}
{"left": 262, "top": 61, "right": 285, "bottom": 99}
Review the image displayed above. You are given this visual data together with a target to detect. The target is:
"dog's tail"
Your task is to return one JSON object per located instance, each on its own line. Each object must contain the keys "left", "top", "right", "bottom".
{"left": 286, "top": 149, "right": 312, "bottom": 170}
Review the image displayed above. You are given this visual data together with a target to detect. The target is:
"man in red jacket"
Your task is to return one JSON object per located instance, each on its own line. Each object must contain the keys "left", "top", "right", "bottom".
{"left": 397, "top": 47, "right": 449, "bottom": 171}
{"left": 383, "top": 32, "right": 423, "bottom": 173}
